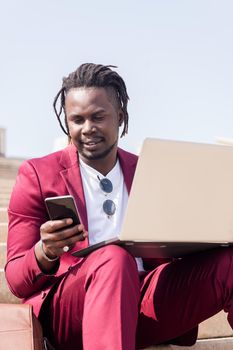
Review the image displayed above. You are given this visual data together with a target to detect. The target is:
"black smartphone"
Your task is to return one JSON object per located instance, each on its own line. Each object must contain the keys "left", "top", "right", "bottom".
{"left": 45, "top": 195, "right": 81, "bottom": 226}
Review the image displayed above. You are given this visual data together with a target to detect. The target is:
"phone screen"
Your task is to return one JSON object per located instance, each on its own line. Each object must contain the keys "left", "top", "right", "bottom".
{"left": 45, "top": 195, "right": 80, "bottom": 226}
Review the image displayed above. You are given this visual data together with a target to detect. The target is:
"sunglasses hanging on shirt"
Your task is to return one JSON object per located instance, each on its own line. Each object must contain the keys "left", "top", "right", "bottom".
{"left": 97, "top": 176, "right": 116, "bottom": 217}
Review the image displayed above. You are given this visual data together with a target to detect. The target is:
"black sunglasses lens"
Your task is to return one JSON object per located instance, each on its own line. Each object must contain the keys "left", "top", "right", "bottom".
{"left": 99, "top": 178, "right": 113, "bottom": 193}
{"left": 103, "top": 199, "right": 116, "bottom": 216}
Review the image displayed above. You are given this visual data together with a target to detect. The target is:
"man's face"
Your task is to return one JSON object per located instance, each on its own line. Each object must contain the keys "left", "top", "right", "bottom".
{"left": 65, "top": 87, "right": 123, "bottom": 170}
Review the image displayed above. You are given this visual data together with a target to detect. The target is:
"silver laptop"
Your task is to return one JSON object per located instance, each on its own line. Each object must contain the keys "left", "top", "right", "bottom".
{"left": 72, "top": 138, "right": 233, "bottom": 258}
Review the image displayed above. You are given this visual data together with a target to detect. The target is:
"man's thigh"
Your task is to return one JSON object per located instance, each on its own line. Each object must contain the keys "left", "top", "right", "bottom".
{"left": 137, "top": 247, "right": 233, "bottom": 348}
{"left": 40, "top": 245, "right": 140, "bottom": 349}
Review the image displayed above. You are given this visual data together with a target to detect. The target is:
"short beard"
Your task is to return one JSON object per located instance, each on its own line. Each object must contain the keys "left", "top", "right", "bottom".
{"left": 79, "top": 140, "right": 118, "bottom": 161}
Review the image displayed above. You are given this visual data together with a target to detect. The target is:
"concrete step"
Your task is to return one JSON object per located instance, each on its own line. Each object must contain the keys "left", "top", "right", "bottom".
{"left": 0, "top": 177, "right": 14, "bottom": 190}
{"left": 0, "top": 179, "right": 15, "bottom": 192}
{"left": 0, "top": 269, "right": 20, "bottom": 304}
{"left": 0, "top": 179, "right": 15, "bottom": 206}
{"left": 0, "top": 177, "right": 16, "bottom": 185}
{"left": 0, "top": 193, "right": 12, "bottom": 200}
{"left": 0, "top": 192, "right": 13, "bottom": 201}
{"left": 0, "top": 223, "right": 8, "bottom": 242}
{"left": 0, "top": 196, "right": 12, "bottom": 205}
{"left": 0, "top": 243, "right": 6, "bottom": 269}
{"left": 0, "top": 198, "right": 10, "bottom": 207}
{"left": 0, "top": 156, "right": 23, "bottom": 179}
{"left": 0, "top": 178, "right": 15, "bottom": 185}
{"left": 0, "top": 186, "right": 15, "bottom": 193}
{"left": 145, "top": 337, "right": 233, "bottom": 349}
{"left": 0, "top": 190, "right": 13, "bottom": 199}
{"left": 0, "top": 208, "right": 8, "bottom": 223}
{"left": 0, "top": 194, "right": 13, "bottom": 203}
{"left": 199, "top": 311, "right": 232, "bottom": 339}
{"left": 0, "top": 192, "right": 12, "bottom": 198}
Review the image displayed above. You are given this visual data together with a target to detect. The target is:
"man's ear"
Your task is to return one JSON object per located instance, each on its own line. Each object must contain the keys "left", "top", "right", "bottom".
{"left": 118, "top": 110, "right": 124, "bottom": 126}
{"left": 65, "top": 117, "right": 70, "bottom": 135}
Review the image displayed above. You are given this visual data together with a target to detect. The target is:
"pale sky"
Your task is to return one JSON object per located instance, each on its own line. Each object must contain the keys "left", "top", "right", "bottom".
{"left": 0, "top": 0, "right": 233, "bottom": 159}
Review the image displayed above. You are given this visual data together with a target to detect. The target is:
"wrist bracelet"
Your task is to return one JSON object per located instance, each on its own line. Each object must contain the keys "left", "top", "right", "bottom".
{"left": 39, "top": 240, "right": 59, "bottom": 262}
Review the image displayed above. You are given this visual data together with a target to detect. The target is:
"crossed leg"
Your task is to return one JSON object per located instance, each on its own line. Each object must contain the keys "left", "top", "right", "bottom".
{"left": 137, "top": 247, "right": 233, "bottom": 348}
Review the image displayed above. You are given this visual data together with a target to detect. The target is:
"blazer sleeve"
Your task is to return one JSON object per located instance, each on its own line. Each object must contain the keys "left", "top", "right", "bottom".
{"left": 5, "top": 160, "right": 60, "bottom": 299}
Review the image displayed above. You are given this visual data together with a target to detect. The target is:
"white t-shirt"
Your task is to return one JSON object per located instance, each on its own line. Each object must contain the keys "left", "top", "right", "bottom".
{"left": 79, "top": 158, "right": 144, "bottom": 272}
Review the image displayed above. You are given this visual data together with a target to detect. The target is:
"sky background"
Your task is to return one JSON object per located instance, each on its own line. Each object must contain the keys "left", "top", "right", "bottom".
{"left": 0, "top": 0, "right": 233, "bottom": 159}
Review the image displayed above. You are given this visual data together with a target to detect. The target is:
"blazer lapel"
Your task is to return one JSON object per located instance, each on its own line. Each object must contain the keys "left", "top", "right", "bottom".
{"left": 117, "top": 148, "right": 138, "bottom": 194}
{"left": 59, "top": 145, "right": 88, "bottom": 251}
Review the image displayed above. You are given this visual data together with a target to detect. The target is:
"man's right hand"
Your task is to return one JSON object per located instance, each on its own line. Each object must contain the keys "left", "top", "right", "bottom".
{"left": 35, "top": 218, "right": 87, "bottom": 272}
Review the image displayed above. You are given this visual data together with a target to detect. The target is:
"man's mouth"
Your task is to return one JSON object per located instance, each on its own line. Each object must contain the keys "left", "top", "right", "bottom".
{"left": 81, "top": 138, "right": 103, "bottom": 149}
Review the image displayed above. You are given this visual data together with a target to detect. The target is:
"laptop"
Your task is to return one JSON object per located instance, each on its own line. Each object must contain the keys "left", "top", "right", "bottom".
{"left": 72, "top": 138, "right": 233, "bottom": 258}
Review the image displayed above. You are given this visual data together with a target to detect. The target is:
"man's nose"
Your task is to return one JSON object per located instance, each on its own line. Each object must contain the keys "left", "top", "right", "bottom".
{"left": 82, "top": 120, "right": 96, "bottom": 134}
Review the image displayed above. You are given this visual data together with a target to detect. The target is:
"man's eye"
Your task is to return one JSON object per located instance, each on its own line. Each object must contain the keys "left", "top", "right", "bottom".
{"left": 74, "top": 118, "right": 83, "bottom": 124}
{"left": 94, "top": 115, "right": 104, "bottom": 121}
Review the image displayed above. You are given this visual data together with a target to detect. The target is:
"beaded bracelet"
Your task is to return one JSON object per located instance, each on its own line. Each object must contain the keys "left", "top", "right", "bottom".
{"left": 39, "top": 240, "right": 59, "bottom": 262}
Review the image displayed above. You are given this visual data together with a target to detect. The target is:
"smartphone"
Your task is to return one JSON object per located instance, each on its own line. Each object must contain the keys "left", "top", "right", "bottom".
{"left": 45, "top": 195, "right": 81, "bottom": 226}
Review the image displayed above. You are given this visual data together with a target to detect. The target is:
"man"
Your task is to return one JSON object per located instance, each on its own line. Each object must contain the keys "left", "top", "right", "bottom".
{"left": 5, "top": 63, "right": 233, "bottom": 350}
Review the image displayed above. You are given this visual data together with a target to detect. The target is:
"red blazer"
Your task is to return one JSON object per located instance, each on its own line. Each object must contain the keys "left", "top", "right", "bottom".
{"left": 5, "top": 144, "right": 138, "bottom": 316}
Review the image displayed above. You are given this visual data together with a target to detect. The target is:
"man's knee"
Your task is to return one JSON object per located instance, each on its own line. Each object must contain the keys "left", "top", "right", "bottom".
{"left": 81, "top": 245, "right": 139, "bottom": 282}
{"left": 90, "top": 244, "right": 137, "bottom": 270}
{"left": 213, "top": 247, "right": 233, "bottom": 283}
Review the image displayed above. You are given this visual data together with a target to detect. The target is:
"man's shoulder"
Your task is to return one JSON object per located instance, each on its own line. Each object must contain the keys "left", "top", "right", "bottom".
{"left": 117, "top": 147, "right": 138, "bottom": 163}
{"left": 21, "top": 145, "right": 72, "bottom": 172}
{"left": 27, "top": 149, "right": 63, "bottom": 166}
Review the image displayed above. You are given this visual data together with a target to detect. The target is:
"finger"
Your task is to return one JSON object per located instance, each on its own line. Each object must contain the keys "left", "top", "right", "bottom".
{"left": 76, "top": 223, "right": 86, "bottom": 233}
{"left": 40, "top": 226, "right": 86, "bottom": 252}
{"left": 41, "top": 218, "right": 73, "bottom": 233}
{"left": 59, "top": 231, "right": 87, "bottom": 248}
{"left": 51, "top": 224, "right": 87, "bottom": 241}
{"left": 76, "top": 230, "right": 88, "bottom": 240}
{"left": 57, "top": 231, "right": 87, "bottom": 254}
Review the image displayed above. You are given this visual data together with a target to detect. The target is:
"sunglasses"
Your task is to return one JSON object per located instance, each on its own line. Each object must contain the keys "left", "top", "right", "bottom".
{"left": 97, "top": 176, "right": 116, "bottom": 217}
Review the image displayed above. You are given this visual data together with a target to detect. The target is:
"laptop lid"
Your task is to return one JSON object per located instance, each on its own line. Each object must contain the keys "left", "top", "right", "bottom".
{"left": 119, "top": 138, "right": 233, "bottom": 244}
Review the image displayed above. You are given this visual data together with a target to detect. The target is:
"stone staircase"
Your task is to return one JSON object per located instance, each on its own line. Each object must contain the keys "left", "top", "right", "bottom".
{"left": 0, "top": 155, "right": 22, "bottom": 304}
{"left": 1, "top": 156, "right": 233, "bottom": 349}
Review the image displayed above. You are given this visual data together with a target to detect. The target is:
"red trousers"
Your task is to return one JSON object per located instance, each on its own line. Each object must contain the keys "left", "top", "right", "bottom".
{"left": 40, "top": 245, "right": 233, "bottom": 350}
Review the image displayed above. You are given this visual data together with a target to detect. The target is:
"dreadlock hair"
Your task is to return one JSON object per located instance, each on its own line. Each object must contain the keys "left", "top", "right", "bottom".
{"left": 53, "top": 63, "right": 129, "bottom": 138}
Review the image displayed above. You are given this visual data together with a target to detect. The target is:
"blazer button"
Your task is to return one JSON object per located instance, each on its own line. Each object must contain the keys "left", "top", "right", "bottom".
{"left": 41, "top": 291, "right": 47, "bottom": 299}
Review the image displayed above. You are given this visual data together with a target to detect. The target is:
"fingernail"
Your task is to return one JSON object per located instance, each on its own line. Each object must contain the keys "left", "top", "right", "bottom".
{"left": 66, "top": 218, "right": 73, "bottom": 225}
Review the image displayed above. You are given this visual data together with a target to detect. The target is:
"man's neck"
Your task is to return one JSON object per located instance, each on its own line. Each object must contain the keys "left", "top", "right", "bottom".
{"left": 79, "top": 151, "right": 118, "bottom": 176}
